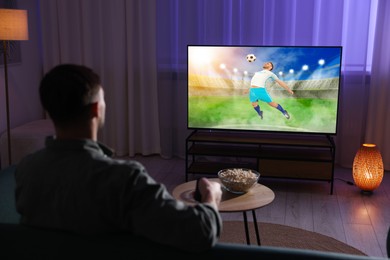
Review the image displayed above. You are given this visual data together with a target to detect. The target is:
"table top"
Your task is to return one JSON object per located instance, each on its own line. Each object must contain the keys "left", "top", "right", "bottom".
{"left": 172, "top": 178, "right": 275, "bottom": 212}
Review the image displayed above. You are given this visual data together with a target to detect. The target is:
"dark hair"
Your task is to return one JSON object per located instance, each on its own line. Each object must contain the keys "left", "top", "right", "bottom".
{"left": 269, "top": 62, "right": 274, "bottom": 71}
{"left": 39, "top": 64, "right": 101, "bottom": 126}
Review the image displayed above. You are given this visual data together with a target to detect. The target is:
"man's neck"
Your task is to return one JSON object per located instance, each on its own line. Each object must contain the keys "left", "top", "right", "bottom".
{"left": 54, "top": 125, "right": 97, "bottom": 141}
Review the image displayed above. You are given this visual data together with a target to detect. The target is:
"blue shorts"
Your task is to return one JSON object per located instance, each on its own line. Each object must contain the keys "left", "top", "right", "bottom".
{"left": 249, "top": 88, "right": 272, "bottom": 103}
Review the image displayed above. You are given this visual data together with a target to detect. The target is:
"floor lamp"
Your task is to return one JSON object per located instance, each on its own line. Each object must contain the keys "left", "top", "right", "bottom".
{"left": 0, "top": 9, "right": 29, "bottom": 166}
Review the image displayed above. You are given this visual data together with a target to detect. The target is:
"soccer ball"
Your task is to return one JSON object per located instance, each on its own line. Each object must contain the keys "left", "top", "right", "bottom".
{"left": 246, "top": 54, "right": 256, "bottom": 62}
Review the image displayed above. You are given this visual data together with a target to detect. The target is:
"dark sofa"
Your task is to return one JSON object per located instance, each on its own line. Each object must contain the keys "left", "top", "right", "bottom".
{"left": 1, "top": 165, "right": 389, "bottom": 259}
{"left": 1, "top": 222, "right": 389, "bottom": 260}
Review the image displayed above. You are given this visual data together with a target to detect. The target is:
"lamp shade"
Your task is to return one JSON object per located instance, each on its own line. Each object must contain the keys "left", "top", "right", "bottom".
{"left": 0, "top": 8, "right": 29, "bottom": 40}
{"left": 352, "top": 144, "right": 384, "bottom": 192}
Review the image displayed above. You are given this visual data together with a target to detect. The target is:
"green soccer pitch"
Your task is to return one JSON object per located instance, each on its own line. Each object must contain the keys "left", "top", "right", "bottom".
{"left": 188, "top": 96, "right": 338, "bottom": 133}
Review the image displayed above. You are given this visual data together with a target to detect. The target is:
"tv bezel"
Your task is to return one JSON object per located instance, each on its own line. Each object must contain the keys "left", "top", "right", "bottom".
{"left": 187, "top": 44, "right": 343, "bottom": 136}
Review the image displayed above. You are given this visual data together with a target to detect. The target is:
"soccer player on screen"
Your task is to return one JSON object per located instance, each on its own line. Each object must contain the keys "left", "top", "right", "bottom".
{"left": 246, "top": 61, "right": 294, "bottom": 119}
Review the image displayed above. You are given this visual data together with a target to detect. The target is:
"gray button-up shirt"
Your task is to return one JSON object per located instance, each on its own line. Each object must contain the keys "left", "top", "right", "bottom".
{"left": 15, "top": 138, "right": 221, "bottom": 252}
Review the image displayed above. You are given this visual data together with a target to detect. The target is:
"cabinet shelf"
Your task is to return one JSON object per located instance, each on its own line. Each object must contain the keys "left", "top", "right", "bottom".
{"left": 185, "top": 130, "right": 336, "bottom": 194}
{"left": 259, "top": 146, "right": 333, "bottom": 162}
{"left": 188, "top": 161, "right": 257, "bottom": 176}
{"left": 188, "top": 144, "right": 262, "bottom": 157}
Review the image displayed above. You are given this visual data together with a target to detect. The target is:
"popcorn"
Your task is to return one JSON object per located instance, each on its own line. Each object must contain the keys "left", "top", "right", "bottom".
{"left": 218, "top": 168, "right": 259, "bottom": 194}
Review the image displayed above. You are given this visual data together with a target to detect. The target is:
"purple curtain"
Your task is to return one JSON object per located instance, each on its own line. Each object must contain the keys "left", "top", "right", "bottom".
{"left": 36, "top": 0, "right": 389, "bottom": 170}
{"left": 156, "top": 0, "right": 390, "bottom": 170}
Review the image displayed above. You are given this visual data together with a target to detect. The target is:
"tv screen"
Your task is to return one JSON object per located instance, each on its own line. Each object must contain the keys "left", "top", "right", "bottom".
{"left": 187, "top": 45, "right": 342, "bottom": 135}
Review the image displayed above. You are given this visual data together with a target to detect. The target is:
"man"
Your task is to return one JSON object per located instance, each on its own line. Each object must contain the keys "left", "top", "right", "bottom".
{"left": 14, "top": 64, "right": 222, "bottom": 252}
{"left": 247, "top": 61, "right": 294, "bottom": 119}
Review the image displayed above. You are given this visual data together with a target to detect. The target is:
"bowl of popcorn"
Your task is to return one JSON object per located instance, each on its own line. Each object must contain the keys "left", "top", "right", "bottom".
{"left": 218, "top": 168, "right": 260, "bottom": 194}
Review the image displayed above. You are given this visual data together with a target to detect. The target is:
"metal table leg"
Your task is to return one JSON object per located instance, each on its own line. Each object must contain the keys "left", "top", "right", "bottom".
{"left": 243, "top": 211, "right": 250, "bottom": 245}
{"left": 242, "top": 210, "right": 261, "bottom": 246}
{"left": 252, "top": 210, "right": 261, "bottom": 245}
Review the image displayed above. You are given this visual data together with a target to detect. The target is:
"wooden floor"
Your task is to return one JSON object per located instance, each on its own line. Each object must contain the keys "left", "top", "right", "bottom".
{"left": 130, "top": 155, "right": 390, "bottom": 258}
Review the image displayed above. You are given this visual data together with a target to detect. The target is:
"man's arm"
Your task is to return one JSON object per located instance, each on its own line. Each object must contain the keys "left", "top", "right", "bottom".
{"left": 275, "top": 79, "right": 294, "bottom": 95}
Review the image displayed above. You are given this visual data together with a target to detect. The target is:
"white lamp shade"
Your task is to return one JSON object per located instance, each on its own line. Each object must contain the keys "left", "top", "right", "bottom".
{"left": 0, "top": 8, "right": 29, "bottom": 40}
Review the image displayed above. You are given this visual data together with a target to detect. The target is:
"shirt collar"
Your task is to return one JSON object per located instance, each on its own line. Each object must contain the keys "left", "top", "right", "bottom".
{"left": 45, "top": 136, "right": 114, "bottom": 157}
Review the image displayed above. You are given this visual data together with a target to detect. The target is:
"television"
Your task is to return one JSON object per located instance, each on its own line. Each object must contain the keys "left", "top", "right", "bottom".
{"left": 187, "top": 45, "right": 342, "bottom": 135}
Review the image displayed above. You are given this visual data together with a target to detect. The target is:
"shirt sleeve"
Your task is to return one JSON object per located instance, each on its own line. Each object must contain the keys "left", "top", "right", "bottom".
{"left": 118, "top": 162, "right": 222, "bottom": 252}
{"left": 270, "top": 71, "right": 279, "bottom": 80}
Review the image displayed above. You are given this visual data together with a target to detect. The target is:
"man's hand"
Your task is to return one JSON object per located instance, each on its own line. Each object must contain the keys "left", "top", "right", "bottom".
{"left": 198, "top": 177, "right": 222, "bottom": 210}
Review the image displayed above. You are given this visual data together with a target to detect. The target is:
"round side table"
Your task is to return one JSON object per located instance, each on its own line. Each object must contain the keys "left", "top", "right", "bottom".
{"left": 172, "top": 178, "right": 275, "bottom": 245}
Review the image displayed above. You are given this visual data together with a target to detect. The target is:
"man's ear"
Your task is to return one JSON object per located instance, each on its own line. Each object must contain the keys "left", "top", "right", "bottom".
{"left": 90, "top": 102, "right": 99, "bottom": 118}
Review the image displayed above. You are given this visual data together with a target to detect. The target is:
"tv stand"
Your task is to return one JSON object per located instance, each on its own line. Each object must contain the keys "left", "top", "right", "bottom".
{"left": 185, "top": 130, "right": 336, "bottom": 194}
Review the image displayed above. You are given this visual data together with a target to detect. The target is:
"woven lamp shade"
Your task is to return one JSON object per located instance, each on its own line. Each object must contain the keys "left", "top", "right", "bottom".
{"left": 352, "top": 144, "right": 384, "bottom": 192}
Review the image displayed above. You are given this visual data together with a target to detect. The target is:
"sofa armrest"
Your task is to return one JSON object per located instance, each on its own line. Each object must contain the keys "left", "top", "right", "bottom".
{"left": 0, "top": 119, "right": 54, "bottom": 169}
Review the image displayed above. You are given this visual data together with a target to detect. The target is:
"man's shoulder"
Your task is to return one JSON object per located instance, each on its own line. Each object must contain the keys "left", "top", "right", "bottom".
{"left": 264, "top": 70, "right": 278, "bottom": 79}
{"left": 96, "top": 157, "right": 150, "bottom": 178}
{"left": 16, "top": 154, "right": 149, "bottom": 183}
{"left": 104, "top": 158, "right": 146, "bottom": 171}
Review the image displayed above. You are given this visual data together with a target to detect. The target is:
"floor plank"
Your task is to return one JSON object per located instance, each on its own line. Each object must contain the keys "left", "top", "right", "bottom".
{"left": 284, "top": 192, "right": 314, "bottom": 231}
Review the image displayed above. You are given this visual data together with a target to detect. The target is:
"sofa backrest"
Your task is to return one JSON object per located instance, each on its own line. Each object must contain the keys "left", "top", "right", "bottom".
{"left": 0, "top": 223, "right": 387, "bottom": 260}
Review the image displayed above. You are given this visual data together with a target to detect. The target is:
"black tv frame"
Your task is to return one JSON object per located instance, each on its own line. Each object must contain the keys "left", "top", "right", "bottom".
{"left": 187, "top": 44, "right": 343, "bottom": 136}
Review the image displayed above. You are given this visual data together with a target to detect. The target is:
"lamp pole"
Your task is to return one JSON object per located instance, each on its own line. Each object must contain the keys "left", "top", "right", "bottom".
{"left": 0, "top": 8, "right": 29, "bottom": 166}
{"left": 2, "top": 40, "right": 12, "bottom": 165}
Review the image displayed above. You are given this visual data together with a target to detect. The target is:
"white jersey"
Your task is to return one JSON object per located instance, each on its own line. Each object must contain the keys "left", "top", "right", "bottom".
{"left": 250, "top": 70, "right": 278, "bottom": 88}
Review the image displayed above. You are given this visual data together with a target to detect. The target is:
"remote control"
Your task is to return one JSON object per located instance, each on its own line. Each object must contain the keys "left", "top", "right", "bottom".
{"left": 194, "top": 178, "right": 202, "bottom": 202}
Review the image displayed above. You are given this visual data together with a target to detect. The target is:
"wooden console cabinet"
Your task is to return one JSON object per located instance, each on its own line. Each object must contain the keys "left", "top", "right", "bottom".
{"left": 185, "top": 130, "right": 336, "bottom": 194}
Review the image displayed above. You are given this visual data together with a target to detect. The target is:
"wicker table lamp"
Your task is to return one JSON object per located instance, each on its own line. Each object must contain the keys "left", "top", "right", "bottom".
{"left": 352, "top": 144, "right": 384, "bottom": 193}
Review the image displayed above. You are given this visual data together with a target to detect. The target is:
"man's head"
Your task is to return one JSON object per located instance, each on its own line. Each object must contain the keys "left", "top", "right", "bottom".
{"left": 263, "top": 62, "right": 274, "bottom": 71}
{"left": 39, "top": 64, "right": 105, "bottom": 128}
